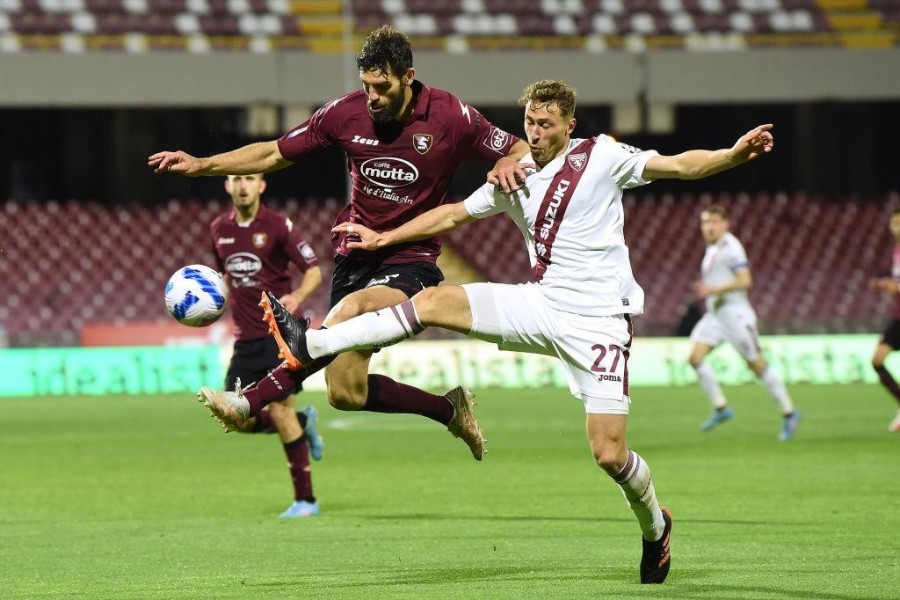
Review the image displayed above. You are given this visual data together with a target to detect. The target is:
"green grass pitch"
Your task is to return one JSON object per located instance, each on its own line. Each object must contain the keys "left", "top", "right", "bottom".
{"left": 1, "top": 385, "right": 898, "bottom": 599}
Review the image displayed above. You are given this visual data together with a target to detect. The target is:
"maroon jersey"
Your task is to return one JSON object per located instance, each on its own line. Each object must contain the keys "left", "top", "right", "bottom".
{"left": 892, "top": 244, "right": 900, "bottom": 319}
{"left": 210, "top": 204, "right": 319, "bottom": 340}
{"left": 277, "top": 80, "right": 521, "bottom": 265}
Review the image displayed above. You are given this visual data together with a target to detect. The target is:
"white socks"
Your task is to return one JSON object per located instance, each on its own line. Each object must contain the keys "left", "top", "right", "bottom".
{"left": 613, "top": 450, "right": 665, "bottom": 542}
{"left": 693, "top": 362, "right": 727, "bottom": 409}
{"left": 306, "top": 300, "right": 425, "bottom": 359}
{"left": 760, "top": 367, "right": 795, "bottom": 414}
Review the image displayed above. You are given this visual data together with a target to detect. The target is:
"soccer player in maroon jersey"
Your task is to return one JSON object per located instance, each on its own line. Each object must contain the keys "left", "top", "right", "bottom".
{"left": 868, "top": 207, "right": 900, "bottom": 432}
{"left": 148, "top": 26, "right": 529, "bottom": 458}
{"left": 211, "top": 173, "right": 325, "bottom": 517}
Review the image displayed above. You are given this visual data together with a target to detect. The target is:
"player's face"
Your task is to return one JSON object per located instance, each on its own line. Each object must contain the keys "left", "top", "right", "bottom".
{"left": 361, "top": 67, "right": 414, "bottom": 123}
{"left": 700, "top": 212, "right": 728, "bottom": 243}
{"left": 225, "top": 174, "right": 266, "bottom": 209}
{"left": 890, "top": 214, "right": 900, "bottom": 241}
{"left": 523, "top": 101, "right": 575, "bottom": 166}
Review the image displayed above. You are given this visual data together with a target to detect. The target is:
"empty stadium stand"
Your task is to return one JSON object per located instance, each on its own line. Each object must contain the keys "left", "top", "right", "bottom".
{"left": 2, "top": 192, "right": 898, "bottom": 345}
{"left": 0, "top": 0, "right": 898, "bottom": 52}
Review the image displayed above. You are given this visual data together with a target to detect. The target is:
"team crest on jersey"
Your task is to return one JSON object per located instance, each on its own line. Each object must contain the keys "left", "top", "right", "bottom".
{"left": 568, "top": 152, "right": 587, "bottom": 171}
{"left": 252, "top": 232, "right": 268, "bottom": 248}
{"left": 412, "top": 134, "right": 433, "bottom": 155}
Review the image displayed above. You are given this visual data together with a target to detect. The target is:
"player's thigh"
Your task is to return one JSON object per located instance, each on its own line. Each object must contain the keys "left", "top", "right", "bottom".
{"left": 461, "top": 282, "right": 555, "bottom": 353}
{"left": 412, "top": 285, "right": 473, "bottom": 334}
{"left": 555, "top": 313, "right": 634, "bottom": 415}
{"left": 689, "top": 313, "right": 723, "bottom": 351}
{"left": 721, "top": 311, "right": 763, "bottom": 361}
{"left": 325, "top": 285, "right": 410, "bottom": 326}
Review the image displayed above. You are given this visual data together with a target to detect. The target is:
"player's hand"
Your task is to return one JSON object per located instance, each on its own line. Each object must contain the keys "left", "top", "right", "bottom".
{"left": 278, "top": 293, "right": 302, "bottom": 314}
{"left": 148, "top": 150, "right": 204, "bottom": 176}
{"left": 332, "top": 221, "right": 382, "bottom": 251}
{"left": 730, "top": 124, "right": 774, "bottom": 163}
{"left": 487, "top": 156, "right": 534, "bottom": 193}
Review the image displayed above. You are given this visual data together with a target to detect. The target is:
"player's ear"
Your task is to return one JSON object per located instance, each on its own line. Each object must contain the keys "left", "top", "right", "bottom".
{"left": 224, "top": 176, "right": 233, "bottom": 194}
{"left": 567, "top": 117, "right": 576, "bottom": 135}
{"left": 258, "top": 178, "right": 267, "bottom": 194}
{"left": 403, "top": 67, "right": 415, "bottom": 85}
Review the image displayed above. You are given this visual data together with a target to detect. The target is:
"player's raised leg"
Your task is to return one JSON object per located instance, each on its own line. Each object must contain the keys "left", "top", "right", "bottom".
{"left": 587, "top": 414, "right": 671, "bottom": 584}
{"left": 257, "top": 287, "right": 486, "bottom": 459}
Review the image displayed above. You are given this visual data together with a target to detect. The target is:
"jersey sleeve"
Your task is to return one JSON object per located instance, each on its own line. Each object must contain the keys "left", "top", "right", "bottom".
{"left": 601, "top": 137, "right": 659, "bottom": 189}
{"left": 281, "top": 216, "right": 319, "bottom": 272}
{"left": 726, "top": 239, "right": 750, "bottom": 272}
{"left": 449, "top": 95, "right": 521, "bottom": 162}
{"left": 276, "top": 98, "right": 343, "bottom": 161}
{"left": 463, "top": 181, "right": 511, "bottom": 219}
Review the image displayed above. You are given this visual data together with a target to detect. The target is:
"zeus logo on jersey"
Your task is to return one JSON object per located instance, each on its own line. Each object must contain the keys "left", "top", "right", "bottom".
{"left": 352, "top": 135, "right": 379, "bottom": 146}
{"left": 538, "top": 179, "right": 571, "bottom": 240}
{"left": 225, "top": 252, "right": 262, "bottom": 279}
{"left": 360, "top": 157, "right": 419, "bottom": 189}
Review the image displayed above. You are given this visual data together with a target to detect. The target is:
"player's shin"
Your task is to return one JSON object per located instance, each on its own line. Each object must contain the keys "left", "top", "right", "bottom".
{"left": 693, "top": 362, "right": 727, "bottom": 408}
{"left": 612, "top": 449, "right": 665, "bottom": 542}
{"left": 242, "top": 365, "right": 303, "bottom": 415}
{"left": 760, "top": 367, "right": 794, "bottom": 413}
{"left": 308, "top": 299, "right": 426, "bottom": 357}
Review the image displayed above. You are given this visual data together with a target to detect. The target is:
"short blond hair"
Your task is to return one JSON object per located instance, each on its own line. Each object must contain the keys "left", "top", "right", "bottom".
{"left": 518, "top": 79, "right": 576, "bottom": 118}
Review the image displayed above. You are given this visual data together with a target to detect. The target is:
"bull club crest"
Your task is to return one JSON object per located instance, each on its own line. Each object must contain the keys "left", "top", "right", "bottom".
{"left": 252, "top": 232, "right": 268, "bottom": 248}
{"left": 412, "top": 133, "right": 433, "bottom": 155}
{"left": 568, "top": 152, "right": 587, "bottom": 172}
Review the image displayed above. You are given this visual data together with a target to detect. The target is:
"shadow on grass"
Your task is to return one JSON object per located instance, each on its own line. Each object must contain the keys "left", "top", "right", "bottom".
{"left": 349, "top": 512, "right": 788, "bottom": 526}
{"left": 239, "top": 567, "right": 891, "bottom": 600}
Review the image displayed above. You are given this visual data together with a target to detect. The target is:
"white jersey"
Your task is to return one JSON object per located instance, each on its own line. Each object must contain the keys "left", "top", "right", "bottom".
{"left": 463, "top": 136, "right": 658, "bottom": 318}
{"left": 701, "top": 231, "right": 752, "bottom": 312}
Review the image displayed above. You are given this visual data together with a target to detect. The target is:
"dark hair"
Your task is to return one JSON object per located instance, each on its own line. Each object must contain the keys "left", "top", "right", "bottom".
{"left": 892, "top": 206, "right": 900, "bottom": 217}
{"left": 703, "top": 204, "right": 729, "bottom": 219}
{"left": 518, "top": 79, "right": 577, "bottom": 118}
{"left": 355, "top": 26, "right": 413, "bottom": 77}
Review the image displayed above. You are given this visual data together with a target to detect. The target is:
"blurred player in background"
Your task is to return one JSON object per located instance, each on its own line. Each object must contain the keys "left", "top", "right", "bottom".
{"left": 150, "top": 26, "right": 529, "bottom": 459}
{"left": 687, "top": 205, "right": 800, "bottom": 441}
{"left": 868, "top": 207, "right": 900, "bottom": 432}
{"left": 211, "top": 173, "right": 325, "bottom": 518}
{"left": 228, "top": 80, "right": 778, "bottom": 584}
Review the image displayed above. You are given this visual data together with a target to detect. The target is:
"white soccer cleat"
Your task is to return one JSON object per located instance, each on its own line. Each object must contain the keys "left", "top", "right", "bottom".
{"left": 445, "top": 386, "right": 485, "bottom": 461}
{"left": 197, "top": 386, "right": 251, "bottom": 432}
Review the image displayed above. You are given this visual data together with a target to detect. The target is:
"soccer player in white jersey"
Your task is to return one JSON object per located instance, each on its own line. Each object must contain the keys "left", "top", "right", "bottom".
{"left": 687, "top": 205, "right": 800, "bottom": 441}
{"left": 212, "top": 79, "right": 776, "bottom": 584}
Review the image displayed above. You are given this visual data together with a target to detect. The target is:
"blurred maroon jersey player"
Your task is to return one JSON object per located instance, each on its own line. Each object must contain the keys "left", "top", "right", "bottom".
{"left": 869, "top": 207, "right": 900, "bottom": 432}
{"left": 150, "top": 26, "right": 529, "bottom": 459}
{"left": 210, "top": 173, "right": 325, "bottom": 518}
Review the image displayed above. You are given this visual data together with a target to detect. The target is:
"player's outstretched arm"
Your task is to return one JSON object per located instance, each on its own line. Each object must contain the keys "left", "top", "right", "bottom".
{"left": 642, "top": 124, "right": 774, "bottom": 181}
{"left": 334, "top": 202, "right": 476, "bottom": 251}
{"left": 148, "top": 141, "right": 293, "bottom": 176}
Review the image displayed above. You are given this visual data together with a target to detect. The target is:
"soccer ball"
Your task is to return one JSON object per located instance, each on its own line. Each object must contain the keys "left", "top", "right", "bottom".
{"left": 164, "top": 264, "right": 228, "bottom": 327}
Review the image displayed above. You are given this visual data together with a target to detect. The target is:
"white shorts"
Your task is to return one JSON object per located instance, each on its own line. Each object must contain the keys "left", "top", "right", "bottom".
{"left": 462, "top": 282, "right": 634, "bottom": 415}
{"left": 690, "top": 306, "right": 762, "bottom": 361}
